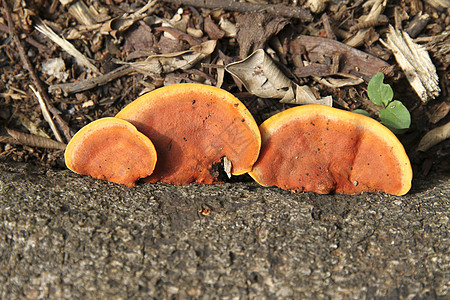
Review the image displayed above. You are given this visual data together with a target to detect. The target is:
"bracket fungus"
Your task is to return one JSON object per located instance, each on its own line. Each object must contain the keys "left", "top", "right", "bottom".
{"left": 65, "top": 117, "right": 157, "bottom": 187}
{"left": 249, "top": 105, "right": 413, "bottom": 195}
{"left": 116, "top": 83, "right": 261, "bottom": 184}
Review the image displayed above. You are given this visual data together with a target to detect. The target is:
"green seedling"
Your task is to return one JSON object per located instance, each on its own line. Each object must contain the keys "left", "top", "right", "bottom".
{"left": 354, "top": 73, "right": 411, "bottom": 133}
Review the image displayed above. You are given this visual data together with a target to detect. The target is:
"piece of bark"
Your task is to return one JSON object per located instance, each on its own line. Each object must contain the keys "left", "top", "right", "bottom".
{"left": 321, "top": 13, "right": 336, "bottom": 40}
{"left": 406, "top": 12, "right": 430, "bottom": 38}
{"left": 424, "top": 0, "right": 450, "bottom": 10}
{"left": 291, "top": 35, "right": 390, "bottom": 81}
{"left": 294, "top": 63, "right": 333, "bottom": 78}
{"left": 67, "top": 0, "right": 98, "bottom": 26}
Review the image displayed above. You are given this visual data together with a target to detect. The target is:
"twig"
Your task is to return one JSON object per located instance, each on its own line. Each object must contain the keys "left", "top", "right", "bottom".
{"left": 35, "top": 19, "right": 101, "bottom": 75}
{"left": 349, "top": 15, "right": 389, "bottom": 33}
{"left": 162, "top": 0, "right": 313, "bottom": 21}
{"left": 30, "top": 85, "right": 64, "bottom": 143}
{"left": 2, "top": 128, "right": 66, "bottom": 150}
{"left": 2, "top": 0, "right": 72, "bottom": 143}
{"left": 344, "top": 0, "right": 385, "bottom": 48}
{"left": 129, "top": 0, "right": 158, "bottom": 19}
{"left": 49, "top": 65, "right": 135, "bottom": 95}
{"left": 0, "top": 23, "right": 52, "bottom": 53}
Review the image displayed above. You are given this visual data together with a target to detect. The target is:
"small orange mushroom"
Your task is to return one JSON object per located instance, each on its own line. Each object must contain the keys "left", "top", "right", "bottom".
{"left": 65, "top": 117, "right": 157, "bottom": 187}
{"left": 116, "top": 83, "right": 261, "bottom": 184}
{"left": 249, "top": 105, "right": 413, "bottom": 195}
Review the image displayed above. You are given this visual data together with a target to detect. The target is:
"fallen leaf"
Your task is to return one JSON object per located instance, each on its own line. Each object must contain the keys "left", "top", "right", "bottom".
{"left": 123, "top": 22, "right": 159, "bottom": 60}
{"left": 418, "top": 122, "right": 450, "bottom": 152}
{"left": 225, "top": 49, "right": 332, "bottom": 106}
{"left": 236, "top": 13, "right": 288, "bottom": 58}
{"left": 219, "top": 17, "right": 237, "bottom": 38}
{"left": 204, "top": 16, "right": 225, "bottom": 40}
{"left": 128, "top": 40, "right": 217, "bottom": 74}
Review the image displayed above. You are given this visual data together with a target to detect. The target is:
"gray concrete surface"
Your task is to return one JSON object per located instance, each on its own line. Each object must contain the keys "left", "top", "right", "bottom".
{"left": 0, "top": 158, "right": 449, "bottom": 299}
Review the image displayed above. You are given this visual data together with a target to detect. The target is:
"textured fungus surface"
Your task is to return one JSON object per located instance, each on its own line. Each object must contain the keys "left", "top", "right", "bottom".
{"left": 65, "top": 117, "right": 157, "bottom": 187}
{"left": 250, "top": 105, "right": 412, "bottom": 195}
{"left": 116, "top": 84, "right": 261, "bottom": 184}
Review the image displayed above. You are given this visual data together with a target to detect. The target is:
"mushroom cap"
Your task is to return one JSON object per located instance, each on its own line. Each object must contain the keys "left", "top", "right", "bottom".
{"left": 65, "top": 117, "right": 157, "bottom": 187}
{"left": 116, "top": 83, "right": 261, "bottom": 184}
{"left": 249, "top": 105, "right": 412, "bottom": 195}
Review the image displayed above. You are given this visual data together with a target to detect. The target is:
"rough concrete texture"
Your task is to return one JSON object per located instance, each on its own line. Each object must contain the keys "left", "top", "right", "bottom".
{"left": 0, "top": 158, "right": 449, "bottom": 299}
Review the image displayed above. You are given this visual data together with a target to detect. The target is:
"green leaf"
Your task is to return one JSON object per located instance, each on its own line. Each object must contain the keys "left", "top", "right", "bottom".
{"left": 352, "top": 109, "right": 370, "bottom": 117}
{"left": 367, "top": 73, "right": 393, "bottom": 107}
{"left": 379, "top": 100, "right": 411, "bottom": 133}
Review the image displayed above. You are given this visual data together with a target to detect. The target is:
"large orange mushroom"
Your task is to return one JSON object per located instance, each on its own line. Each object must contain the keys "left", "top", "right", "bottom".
{"left": 116, "top": 83, "right": 261, "bottom": 184}
{"left": 65, "top": 117, "right": 157, "bottom": 187}
{"left": 249, "top": 105, "right": 413, "bottom": 195}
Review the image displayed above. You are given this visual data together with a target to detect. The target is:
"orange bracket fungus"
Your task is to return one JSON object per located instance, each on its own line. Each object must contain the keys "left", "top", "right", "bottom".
{"left": 249, "top": 105, "right": 413, "bottom": 195}
{"left": 65, "top": 117, "right": 157, "bottom": 187}
{"left": 116, "top": 83, "right": 261, "bottom": 184}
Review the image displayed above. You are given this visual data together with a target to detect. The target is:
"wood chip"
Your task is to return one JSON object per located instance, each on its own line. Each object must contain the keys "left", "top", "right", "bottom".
{"left": 381, "top": 25, "right": 440, "bottom": 103}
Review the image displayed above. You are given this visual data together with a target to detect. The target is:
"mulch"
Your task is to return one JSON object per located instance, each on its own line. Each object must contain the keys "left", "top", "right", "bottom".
{"left": 0, "top": 0, "right": 449, "bottom": 176}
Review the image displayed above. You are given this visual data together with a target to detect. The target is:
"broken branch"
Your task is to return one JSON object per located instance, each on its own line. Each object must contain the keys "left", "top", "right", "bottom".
{"left": 162, "top": 0, "right": 313, "bottom": 21}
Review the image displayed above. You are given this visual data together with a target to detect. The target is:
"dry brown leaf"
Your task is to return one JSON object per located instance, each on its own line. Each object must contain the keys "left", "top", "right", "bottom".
{"left": 129, "top": 40, "right": 217, "bottom": 74}
{"left": 123, "top": 22, "right": 159, "bottom": 60}
{"left": 418, "top": 122, "right": 450, "bottom": 152}
{"left": 204, "top": 16, "right": 225, "bottom": 40}
{"left": 313, "top": 75, "right": 364, "bottom": 88}
{"left": 219, "top": 17, "right": 237, "bottom": 38}
{"left": 99, "top": 0, "right": 158, "bottom": 38}
{"left": 225, "top": 49, "right": 332, "bottom": 106}
{"left": 236, "top": 13, "right": 288, "bottom": 58}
